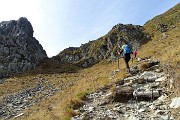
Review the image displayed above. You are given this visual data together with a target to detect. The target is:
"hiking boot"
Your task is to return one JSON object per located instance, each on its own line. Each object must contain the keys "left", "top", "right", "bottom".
{"left": 126, "top": 68, "right": 130, "bottom": 73}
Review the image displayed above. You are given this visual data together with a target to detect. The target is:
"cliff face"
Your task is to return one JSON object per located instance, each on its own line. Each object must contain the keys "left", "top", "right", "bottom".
{"left": 0, "top": 17, "right": 47, "bottom": 78}
{"left": 53, "top": 24, "right": 150, "bottom": 67}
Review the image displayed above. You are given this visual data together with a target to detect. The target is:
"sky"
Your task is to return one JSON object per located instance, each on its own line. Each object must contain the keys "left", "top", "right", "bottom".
{"left": 0, "top": 0, "right": 179, "bottom": 57}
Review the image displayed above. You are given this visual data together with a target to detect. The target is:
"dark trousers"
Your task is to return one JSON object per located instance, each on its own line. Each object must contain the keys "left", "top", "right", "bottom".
{"left": 134, "top": 54, "right": 137, "bottom": 58}
{"left": 123, "top": 53, "right": 131, "bottom": 70}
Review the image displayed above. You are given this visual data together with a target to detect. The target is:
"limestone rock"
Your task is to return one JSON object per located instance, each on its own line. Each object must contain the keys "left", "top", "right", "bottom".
{"left": 112, "top": 86, "right": 134, "bottom": 102}
{"left": 54, "top": 24, "right": 149, "bottom": 67}
{"left": 170, "top": 97, "right": 180, "bottom": 108}
{"left": 0, "top": 17, "right": 47, "bottom": 78}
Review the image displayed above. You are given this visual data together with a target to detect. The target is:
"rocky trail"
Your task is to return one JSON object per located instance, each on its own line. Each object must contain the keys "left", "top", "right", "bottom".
{"left": 0, "top": 77, "right": 76, "bottom": 119}
{"left": 0, "top": 59, "right": 179, "bottom": 120}
{"left": 71, "top": 59, "right": 179, "bottom": 120}
{"left": 0, "top": 79, "right": 57, "bottom": 119}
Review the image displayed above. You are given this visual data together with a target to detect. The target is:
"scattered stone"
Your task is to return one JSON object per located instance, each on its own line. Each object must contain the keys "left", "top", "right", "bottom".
{"left": 157, "top": 23, "right": 168, "bottom": 32}
{"left": 146, "top": 76, "right": 157, "bottom": 82}
{"left": 137, "top": 58, "right": 141, "bottom": 61}
{"left": 158, "top": 95, "right": 168, "bottom": 102}
{"left": 155, "top": 109, "right": 167, "bottom": 115}
{"left": 14, "top": 113, "right": 24, "bottom": 118}
{"left": 133, "top": 90, "right": 161, "bottom": 99}
{"left": 71, "top": 59, "right": 175, "bottom": 120}
{"left": 137, "top": 108, "right": 146, "bottom": 112}
{"left": 112, "top": 86, "right": 134, "bottom": 102}
{"left": 169, "top": 78, "right": 174, "bottom": 88}
{"left": 170, "top": 97, "right": 180, "bottom": 108}
{"left": 155, "top": 76, "right": 166, "bottom": 82}
{"left": 0, "top": 81, "right": 58, "bottom": 119}
{"left": 161, "top": 115, "right": 170, "bottom": 120}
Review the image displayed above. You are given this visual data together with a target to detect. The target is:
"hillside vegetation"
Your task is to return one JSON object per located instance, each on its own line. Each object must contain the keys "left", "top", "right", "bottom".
{"left": 0, "top": 3, "right": 179, "bottom": 120}
{"left": 139, "top": 3, "right": 180, "bottom": 96}
{"left": 53, "top": 23, "right": 149, "bottom": 69}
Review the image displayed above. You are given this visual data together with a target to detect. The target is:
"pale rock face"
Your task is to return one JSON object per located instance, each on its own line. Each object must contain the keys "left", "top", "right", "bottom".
{"left": 55, "top": 24, "right": 149, "bottom": 67}
{"left": 0, "top": 17, "right": 47, "bottom": 78}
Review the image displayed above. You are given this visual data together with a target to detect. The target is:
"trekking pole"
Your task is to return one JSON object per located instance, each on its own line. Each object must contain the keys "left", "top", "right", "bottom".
{"left": 118, "top": 55, "right": 120, "bottom": 70}
{"left": 132, "top": 57, "right": 133, "bottom": 63}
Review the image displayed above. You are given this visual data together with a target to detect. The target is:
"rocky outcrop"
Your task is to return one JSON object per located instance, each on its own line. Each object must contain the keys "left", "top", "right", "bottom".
{"left": 144, "top": 3, "right": 180, "bottom": 35}
{"left": 0, "top": 17, "right": 47, "bottom": 78}
{"left": 157, "top": 23, "right": 168, "bottom": 32}
{"left": 71, "top": 59, "right": 175, "bottom": 120}
{"left": 54, "top": 24, "right": 150, "bottom": 67}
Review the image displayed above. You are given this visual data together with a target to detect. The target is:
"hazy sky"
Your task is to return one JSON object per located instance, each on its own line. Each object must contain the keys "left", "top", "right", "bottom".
{"left": 0, "top": 0, "right": 179, "bottom": 57}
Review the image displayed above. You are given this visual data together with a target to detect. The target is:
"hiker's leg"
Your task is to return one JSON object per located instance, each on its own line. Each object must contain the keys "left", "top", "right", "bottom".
{"left": 124, "top": 54, "right": 130, "bottom": 72}
{"left": 127, "top": 54, "right": 131, "bottom": 72}
{"left": 124, "top": 60, "right": 130, "bottom": 72}
{"left": 124, "top": 59, "right": 129, "bottom": 69}
{"left": 126, "top": 61, "right": 130, "bottom": 72}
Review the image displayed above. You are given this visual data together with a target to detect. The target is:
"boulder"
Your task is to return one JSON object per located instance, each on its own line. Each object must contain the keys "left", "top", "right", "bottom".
{"left": 112, "top": 86, "right": 134, "bottom": 102}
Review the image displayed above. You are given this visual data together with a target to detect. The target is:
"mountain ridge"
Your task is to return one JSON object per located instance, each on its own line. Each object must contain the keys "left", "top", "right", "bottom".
{"left": 48, "top": 24, "right": 150, "bottom": 69}
{"left": 0, "top": 3, "right": 179, "bottom": 120}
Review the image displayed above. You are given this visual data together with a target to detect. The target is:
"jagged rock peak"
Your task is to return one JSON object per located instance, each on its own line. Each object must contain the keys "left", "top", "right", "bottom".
{"left": 0, "top": 17, "right": 34, "bottom": 38}
{"left": 112, "top": 23, "right": 142, "bottom": 29}
{"left": 0, "top": 17, "right": 47, "bottom": 78}
{"left": 54, "top": 23, "right": 150, "bottom": 68}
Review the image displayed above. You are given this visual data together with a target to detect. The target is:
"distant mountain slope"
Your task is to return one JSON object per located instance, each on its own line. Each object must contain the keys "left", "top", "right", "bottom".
{"left": 139, "top": 3, "right": 180, "bottom": 61}
{"left": 0, "top": 17, "right": 47, "bottom": 78}
{"left": 34, "top": 3, "right": 180, "bottom": 74}
{"left": 144, "top": 3, "right": 180, "bottom": 35}
{"left": 138, "top": 3, "right": 180, "bottom": 103}
{"left": 53, "top": 24, "right": 149, "bottom": 68}
{"left": 0, "top": 3, "right": 179, "bottom": 120}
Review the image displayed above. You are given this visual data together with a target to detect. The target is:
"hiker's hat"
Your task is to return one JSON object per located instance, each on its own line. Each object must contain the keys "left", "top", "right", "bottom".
{"left": 122, "top": 45, "right": 126, "bottom": 49}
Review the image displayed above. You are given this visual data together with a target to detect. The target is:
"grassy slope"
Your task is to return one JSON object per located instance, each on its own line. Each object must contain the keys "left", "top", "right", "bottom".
{"left": 139, "top": 3, "right": 180, "bottom": 96}
{"left": 3, "top": 59, "right": 126, "bottom": 120}
{"left": 139, "top": 4, "right": 180, "bottom": 118}
{"left": 0, "top": 3, "right": 178, "bottom": 120}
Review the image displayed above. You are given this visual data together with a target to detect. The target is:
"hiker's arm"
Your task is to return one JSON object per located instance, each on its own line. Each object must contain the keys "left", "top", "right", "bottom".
{"left": 119, "top": 49, "right": 123, "bottom": 54}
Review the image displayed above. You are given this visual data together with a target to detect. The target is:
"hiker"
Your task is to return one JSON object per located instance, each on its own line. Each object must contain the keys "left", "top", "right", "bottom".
{"left": 133, "top": 50, "right": 137, "bottom": 58}
{"left": 120, "top": 44, "right": 132, "bottom": 72}
{"left": 131, "top": 50, "right": 137, "bottom": 63}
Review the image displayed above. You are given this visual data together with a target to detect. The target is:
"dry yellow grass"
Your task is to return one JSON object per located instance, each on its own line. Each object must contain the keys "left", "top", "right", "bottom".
{"left": 0, "top": 76, "right": 38, "bottom": 98}
{"left": 139, "top": 24, "right": 180, "bottom": 99}
{"left": 2, "top": 4, "right": 179, "bottom": 120}
{"left": 3, "top": 28, "right": 179, "bottom": 119}
{"left": 0, "top": 59, "right": 128, "bottom": 120}
{"left": 1, "top": 29, "right": 178, "bottom": 120}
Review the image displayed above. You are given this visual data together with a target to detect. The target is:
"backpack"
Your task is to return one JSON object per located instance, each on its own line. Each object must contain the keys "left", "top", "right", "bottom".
{"left": 122, "top": 44, "right": 131, "bottom": 55}
{"left": 133, "top": 51, "right": 137, "bottom": 55}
